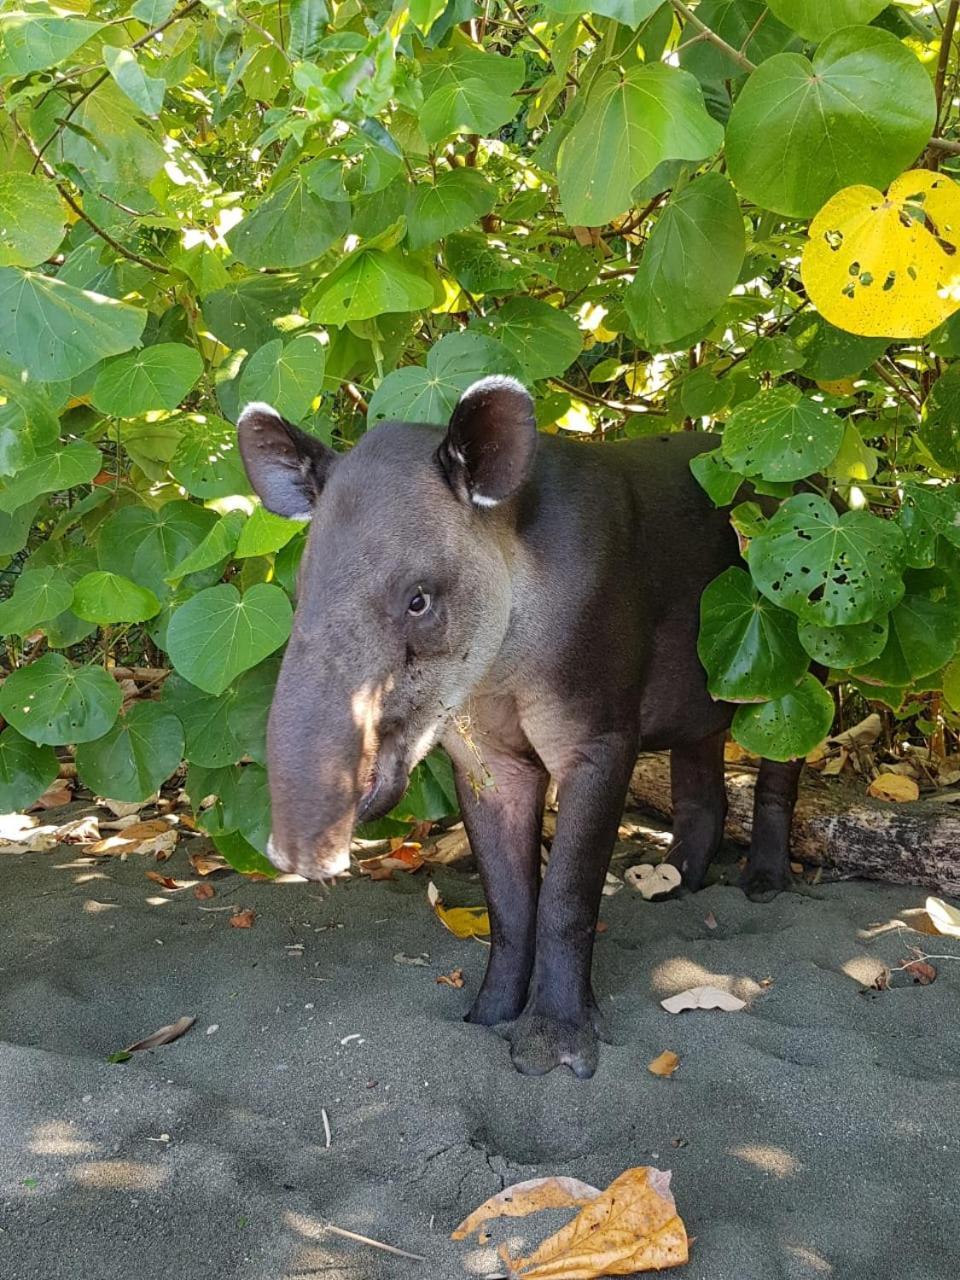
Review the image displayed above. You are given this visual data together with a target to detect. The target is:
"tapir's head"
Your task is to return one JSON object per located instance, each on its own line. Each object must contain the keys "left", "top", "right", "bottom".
{"left": 237, "top": 377, "right": 537, "bottom": 880}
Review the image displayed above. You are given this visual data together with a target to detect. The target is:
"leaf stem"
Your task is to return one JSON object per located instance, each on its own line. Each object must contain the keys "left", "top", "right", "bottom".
{"left": 669, "top": 1, "right": 756, "bottom": 74}
{"left": 935, "top": 0, "right": 960, "bottom": 126}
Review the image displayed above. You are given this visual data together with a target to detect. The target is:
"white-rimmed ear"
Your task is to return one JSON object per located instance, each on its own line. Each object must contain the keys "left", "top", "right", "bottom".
{"left": 437, "top": 376, "right": 537, "bottom": 508}
{"left": 237, "top": 402, "right": 336, "bottom": 519}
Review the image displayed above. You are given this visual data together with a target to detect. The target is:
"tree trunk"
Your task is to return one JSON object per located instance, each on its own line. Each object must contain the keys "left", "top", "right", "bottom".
{"left": 629, "top": 753, "right": 960, "bottom": 897}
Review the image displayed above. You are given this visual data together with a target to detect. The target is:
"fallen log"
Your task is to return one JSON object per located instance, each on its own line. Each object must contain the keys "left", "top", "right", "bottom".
{"left": 629, "top": 752, "right": 960, "bottom": 897}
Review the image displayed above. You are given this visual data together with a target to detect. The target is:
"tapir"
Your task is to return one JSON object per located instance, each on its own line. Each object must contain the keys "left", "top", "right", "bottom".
{"left": 237, "top": 378, "right": 803, "bottom": 1078}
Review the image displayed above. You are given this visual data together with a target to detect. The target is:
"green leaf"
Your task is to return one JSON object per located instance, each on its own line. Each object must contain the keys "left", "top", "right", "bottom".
{"left": 0, "top": 268, "right": 146, "bottom": 380}
{"left": 420, "top": 47, "right": 525, "bottom": 144}
{"left": 225, "top": 657, "right": 279, "bottom": 767}
{"left": 0, "top": 14, "right": 102, "bottom": 76}
{"left": 689, "top": 448, "right": 744, "bottom": 507}
{"left": 72, "top": 571, "right": 161, "bottom": 625}
{"left": 0, "top": 655, "right": 122, "bottom": 746}
{"left": 132, "top": 0, "right": 177, "bottom": 22}
{"left": 368, "top": 330, "right": 522, "bottom": 426}
{"left": 220, "top": 763, "right": 271, "bottom": 852}
{"left": 390, "top": 751, "right": 459, "bottom": 823}
{"left": 0, "top": 173, "right": 66, "bottom": 268}
{"left": 238, "top": 333, "right": 327, "bottom": 421}
{"left": 732, "top": 675, "right": 835, "bottom": 761}
{"left": 75, "top": 703, "right": 184, "bottom": 803}
{"left": 168, "top": 413, "right": 251, "bottom": 498}
{"left": 98, "top": 500, "right": 218, "bottom": 592}
{"left": 797, "top": 617, "right": 889, "bottom": 668}
{"left": 470, "top": 298, "right": 582, "bottom": 381}
{"left": 309, "top": 248, "right": 436, "bottom": 325}
{"left": 288, "top": 0, "right": 330, "bottom": 61}
{"left": 680, "top": 0, "right": 797, "bottom": 82}
{"left": 721, "top": 387, "right": 844, "bottom": 482}
{"left": 166, "top": 583, "right": 292, "bottom": 696}
{"left": 853, "top": 595, "right": 960, "bottom": 686}
{"left": 211, "top": 828, "right": 277, "bottom": 877}
{"left": 920, "top": 367, "right": 960, "bottom": 473}
{"left": 0, "top": 500, "right": 40, "bottom": 556}
{"left": 625, "top": 173, "right": 745, "bottom": 346}
{"left": 748, "top": 495, "right": 905, "bottom": 626}
{"left": 944, "top": 654, "right": 960, "bottom": 713}
{"left": 898, "top": 484, "right": 960, "bottom": 569}
{"left": 0, "top": 727, "right": 58, "bottom": 812}
{"left": 227, "top": 174, "right": 348, "bottom": 269}
{"left": 161, "top": 674, "right": 242, "bottom": 769}
{"left": 410, "top": 0, "right": 447, "bottom": 36}
{"left": 103, "top": 45, "right": 165, "bottom": 115}
{"left": 680, "top": 366, "right": 733, "bottom": 419}
{"left": 201, "top": 275, "right": 302, "bottom": 351}
{"left": 92, "top": 343, "right": 203, "bottom": 417}
{"left": 0, "top": 441, "right": 102, "bottom": 514}
{"left": 726, "top": 28, "right": 936, "bottom": 218}
{"left": 791, "top": 314, "right": 887, "bottom": 381}
{"left": 767, "top": 0, "right": 888, "bottom": 41}
{"left": 0, "top": 568, "right": 74, "bottom": 636}
{"left": 165, "top": 511, "right": 245, "bottom": 584}
{"left": 545, "top": 0, "right": 662, "bottom": 26}
{"left": 235, "top": 505, "right": 306, "bottom": 557}
{"left": 406, "top": 169, "right": 497, "bottom": 251}
{"left": 698, "top": 567, "right": 809, "bottom": 701}
{"left": 557, "top": 64, "right": 722, "bottom": 225}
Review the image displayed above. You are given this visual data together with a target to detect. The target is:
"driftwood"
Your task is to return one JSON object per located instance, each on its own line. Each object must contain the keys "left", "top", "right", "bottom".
{"left": 629, "top": 752, "right": 960, "bottom": 897}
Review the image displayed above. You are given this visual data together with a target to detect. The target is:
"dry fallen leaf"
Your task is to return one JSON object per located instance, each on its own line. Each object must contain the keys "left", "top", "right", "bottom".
{"left": 30, "top": 779, "right": 73, "bottom": 809}
{"left": 724, "top": 740, "right": 759, "bottom": 765}
{"left": 661, "top": 985, "right": 746, "bottom": 1014}
{"left": 872, "top": 967, "right": 891, "bottom": 992}
{"left": 703, "top": 912, "right": 718, "bottom": 931}
{"left": 99, "top": 797, "right": 152, "bottom": 818}
{"left": 436, "top": 968, "right": 465, "bottom": 989}
{"left": 822, "top": 748, "right": 848, "bottom": 777}
{"left": 189, "top": 849, "right": 231, "bottom": 876}
{"left": 868, "top": 773, "right": 920, "bottom": 803}
{"left": 625, "top": 863, "right": 681, "bottom": 900}
{"left": 453, "top": 1177, "right": 602, "bottom": 1241}
{"left": 830, "top": 713, "right": 882, "bottom": 748}
{"left": 427, "top": 881, "right": 489, "bottom": 939}
{"left": 229, "top": 908, "right": 256, "bottom": 929}
{"left": 926, "top": 896, "right": 960, "bottom": 938}
{"left": 145, "top": 871, "right": 180, "bottom": 890}
{"left": 194, "top": 882, "right": 216, "bottom": 901}
{"left": 903, "top": 958, "right": 937, "bottom": 985}
{"left": 125, "top": 1015, "right": 196, "bottom": 1053}
{"left": 358, "top": 844, "right": 424, "bottom": 880}
{"left": 648, "top": 1051, "right": 680, "bottom": 1078}
{"left": 503, "top": 1166, "right": 688, "bottom": 1277}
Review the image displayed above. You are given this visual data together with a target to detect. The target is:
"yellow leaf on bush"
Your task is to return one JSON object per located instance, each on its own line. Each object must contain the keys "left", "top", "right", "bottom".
{"left": 801, "top": 170, "right": 960, "bottom": 338}
{"left": 503, "top": 1166, "right": 689, "bottom": 1278}
{"left": 426, "top": 881, "right": 489, "bottom": 939}
{"left": 867, "top": 773, "right": 920, "bottom": 803}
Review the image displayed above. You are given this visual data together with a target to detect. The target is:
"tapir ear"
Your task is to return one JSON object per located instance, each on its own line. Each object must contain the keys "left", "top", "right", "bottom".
{"left": 237, "top": 402, "right": 336, "bottom": 520}
{"left": 437, "top": 376, "right": 537, "bottom": 508}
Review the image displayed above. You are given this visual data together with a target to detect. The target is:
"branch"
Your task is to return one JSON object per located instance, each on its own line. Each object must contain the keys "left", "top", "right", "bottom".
{"left": 928, "top": 134, "right": 960, "bottom": 155}
{"left": 935, "top": 0, "right": 960, "bottom": 124}
{"left": 669, "top": 1, "right": 756, "bottom": 74}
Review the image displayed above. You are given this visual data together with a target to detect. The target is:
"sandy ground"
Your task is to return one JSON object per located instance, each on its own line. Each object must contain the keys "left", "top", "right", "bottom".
{"left": 2, "top": 811, "right": 959, "bottom": 1280}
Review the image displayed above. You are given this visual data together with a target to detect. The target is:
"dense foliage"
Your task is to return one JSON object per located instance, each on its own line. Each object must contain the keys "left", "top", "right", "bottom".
{"left": 2, "top": 0, "right": 960, "bottom": 869}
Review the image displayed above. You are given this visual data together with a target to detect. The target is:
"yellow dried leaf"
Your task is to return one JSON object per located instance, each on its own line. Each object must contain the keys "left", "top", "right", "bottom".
{"left": 801, "top": 170, "right": 960, "bottom": 338}
{"left": 504, "top": 1166, "right": 689, "bottom": 1278}
{"left": 648, "top": 1050, "right": 680, "bottom": 1078}
{"left": 816, "top": 377, "right": 857, "bottom": 395}
{"left": 867, "top": 773, "right": 920, "bottom": 803}
{"left": 452, "top": 1176, "right": 602, "bottom": 1241}
{"left": 426, "top": 881, "right": 490, "bottom": 939}
{"left": 926, "top": 895, "right": 960, "bottom": 938}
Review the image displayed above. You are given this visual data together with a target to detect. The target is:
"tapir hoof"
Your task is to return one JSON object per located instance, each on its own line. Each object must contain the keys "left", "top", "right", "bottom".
{"left": 504, "top": 999, "right": 609, "bottom": 1079}
{"left": 464, "top": 987, "right": 527, "bottom": 1028}
{"left": 665, "top": 851, "right": 708, "bottom": 892}
{"left": 740, "top": 863, "right": 792, "bottom": 902}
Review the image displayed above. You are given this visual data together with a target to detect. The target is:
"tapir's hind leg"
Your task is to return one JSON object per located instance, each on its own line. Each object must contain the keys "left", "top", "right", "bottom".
{"left": 665, "top": 731, "right": 728, "bottom": 891}
{"left": 741, "top": 757, "right": 802, "bottom": 900}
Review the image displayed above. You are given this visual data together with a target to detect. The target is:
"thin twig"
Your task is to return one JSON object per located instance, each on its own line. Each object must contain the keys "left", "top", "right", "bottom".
{"left": 935, "top": 0, "right": 960, "bottom": 126}
{"left": 323, "top": 1224, "right": 426, "bottom": 1261}
{"left": 669, "top": 0, "right": 756, "bottom": 74}
{"left": 321, "top": 1107, "right": 331, "bottom": 1148}
{"left": 928, "top": 134, "right": 960, "bottom": 156}
{"left": 503, "top": 0, "right": 579, "bottom": 86}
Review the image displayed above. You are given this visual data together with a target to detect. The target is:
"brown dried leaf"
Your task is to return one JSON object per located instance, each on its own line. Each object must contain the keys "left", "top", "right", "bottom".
{"left": 30, "top": 779, "right": 73, "bottom": 810}
{"left": 189, "top": 850, "right": 230, "bottom": 876}
{"left": 903, "top": 959, "right": 937, "bottom": 985}
{"left": 145, "top": 871, "right": 180, "bottom": 890}
{"left": 503, "top": 1166, "right": 689, "bottom": 1277}
{"left": 358, "top": 845, "right": 424, "bottom": 879}
{"left": 648, "top": 1051, "right": 680, "bottom": 1078}
{"left": 452, "top": 1176, "right": 602, "bottom": 1241}
{"left": 436, "top": 968, "right": 465, "bottom": 989}
{"left": 194, "top": 882, "right": 216, "bottom": 901}
{"left": 229, "top": 908, "right": 256, "bottom": 929}
{"left": 867, "top": 773, "right": 920, "bottom": 803}
{"left": 125, "top": 1015, "right": 195, "bottom": 1053}
{"left": 872, "top": 967, "right": 891, "bottom": 991}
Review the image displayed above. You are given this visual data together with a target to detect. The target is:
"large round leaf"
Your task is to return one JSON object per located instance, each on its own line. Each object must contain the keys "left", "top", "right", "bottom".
{"left": 238, "top": 333, "right": 327, "bottom": 422}
{"left": 226, "top": 656, "right": 280, "bottom": 767}
{"left": 721, "top": 388, "right": 844, "bottom": 482}
{"left": 853, "top": 595, "right": 960, "bottom": 687}
{"left": 368, "top": 330, "right": 522, "bottom": 426}
{"left": 726, "top": 28, "right": 936, "bottom": 218}
{"left": 732, "top": 675, "right": 835, "bottom": 761}
{"left": 790, "top": 314, "right": 887, "bottom": 381}
{"left": 166, "top": 583, "right": 292, "bottom": 696}
{"left": 0, "top": 440, "right": 101, "bottom": 514}
{"left": 0, "top": 267, "right": 145, "bottom": 380}
{"left": 797, "top": 617, "right": 889, "bottom": 669}
{"left": 75, "top": 703, "right": 184, "bottom": 803}
{"left": 0, "top": 654, "right": 122, "bottom": 746}
{"left": 227, "top": 174, "right": 349, "bottom": 269}
{"left": 309, "top": 249, "right": 437, "bottom": 325}
{"left": 92, "top": 343, "right": 203, "bottom": 417}
{"left": 0, "top": 14, "right": 103, "bottom": 76}
{"left": 470, "top": 299, "right": 582, "bottom": 382}
{"left": 165, "top": 511, "right": 245, "bottom": 584}
{"left": 72, "top": 571, "right": 161, "bottom": 625}
{"left": 97, "top": 500, "right": 218, "bottom": 592}
{"left": 748, "top": 495, "right": 905, "bottom": 626}
{"left": 0, "top": 173, "right": 66, "bottom": 268}
{"left": 767, "top": 0, "right": 887, "bottom": 40}
{"left": 0, "top": 568, "right": 74, "bottom": 636}
{"left": 161, "top": 673, "right": 242, "bottom": 768}
{"left": 698, "top": 567, "right": 809, "bottom": 701}
{"left": 625, "top": 173, "right": 744, "bottom": 347}
{"left": 0, "top": 727, "right": 59, "bottom": 811}
{"left": 406, "top": 170, "right": 497, "bottom": 251}
{"left": 419, "top": 47, "right": 525, "bottom": 145}
{"left": 168, "top": 413, "right": 251, "bottom": 498}
{"left": 558, "top": 64, "right": 722, "bottom": 226}
{"left": 201, "top": 275, "right": 301, "bottom": 350}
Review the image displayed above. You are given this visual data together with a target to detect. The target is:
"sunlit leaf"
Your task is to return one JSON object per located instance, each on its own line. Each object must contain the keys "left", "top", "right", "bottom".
{"left": 0, "top": 655, "right": 122, "bottom": 746}
{"left": 92, "top": 343, "right": 203, "bottom": 416}
{"left": 166, "top": 583, "right": 292, "bottom": 696}
{"left": 72, "top": 571, "right": 161, "bottom": 625}
{"left": 0, "top": 173, "right": 66, "bottom": 268}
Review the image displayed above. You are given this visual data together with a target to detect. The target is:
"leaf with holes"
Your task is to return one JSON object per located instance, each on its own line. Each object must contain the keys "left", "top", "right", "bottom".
{"left": 76, "top": 704, "right": 184, "bottom": 803}
{"left": 853, "top": 595, "right": 960, "bottom": 687}
{"left": 0, "top": 655, "right": 122, "bottom": 746}
{"left": 168, "top": 413, "right": 251, "bottom": 498}
{"left": 797, "top": 617, "right": 889, "bottom": 669}
{"left": 166, "top": 583, "right": 292, "bottom": 696}
{"left": 721, "top": 387, "right": 844, "bottom": 483}
{"left": 689, "top": 449, "right": 745, "bottom": 508}
{"left": 0, "top": 173, "right": 66, "bottom": 268}
{"left": 726, "top": 31, "right": 936, "bottom": 218}
{"left": 801, "top": 171, "right": 960, "bottom": 339}
{"left": 368, "top": 331, "right": 521, "bottom": 425}
{"left": 732, "top": 675, "right": 836, "bottom": 761}
{"left": 920, "top": 367, "right": 960, "bottom": 473}
{"left": 0, "top": 727, "right": 59, "bottom": 812}
{"left": 92, "top": 343, "right": 203, "bottom": 417}
{"left": 748, "top": 495, "right": 905, "bottom": 626}
{"left": 698, "top": 567, "right": 809, "bottom": 702}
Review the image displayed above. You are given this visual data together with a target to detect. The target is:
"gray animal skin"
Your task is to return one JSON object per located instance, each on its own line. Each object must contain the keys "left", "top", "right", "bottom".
{"left": 237, "top": 378, "right": 802, "bottom": 1078}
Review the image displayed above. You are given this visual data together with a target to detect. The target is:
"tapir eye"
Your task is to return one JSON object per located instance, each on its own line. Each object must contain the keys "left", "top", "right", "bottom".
{"left": 407, "top": 589, "right": 431, "bottom": 617}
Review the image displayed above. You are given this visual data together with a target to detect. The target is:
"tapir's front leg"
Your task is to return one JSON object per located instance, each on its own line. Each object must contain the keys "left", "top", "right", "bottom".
{"left": 507, "top": 732, "right": 637, "bottom": 1078}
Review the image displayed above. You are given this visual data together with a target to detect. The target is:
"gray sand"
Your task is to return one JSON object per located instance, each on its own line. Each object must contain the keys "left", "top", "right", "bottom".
{"left": 2, "top": 817, "right": 959, "bottom": 1280}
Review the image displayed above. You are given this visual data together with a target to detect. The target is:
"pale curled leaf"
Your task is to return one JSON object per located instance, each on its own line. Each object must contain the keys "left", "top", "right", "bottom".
{"left": 661, "top": 985, "right": 747, "bottom": 1014}
{"left": 452, "top": 1176, "right": 602, "bottom": 1240}
{"left": 926, "top": 896, "right": 960, "bottom": 939}
{"left": 624, "top": 863, "right": 681, "bottom": 900}
{"left": 125, "top": 1015, "right": 195, "bottom": 1053}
